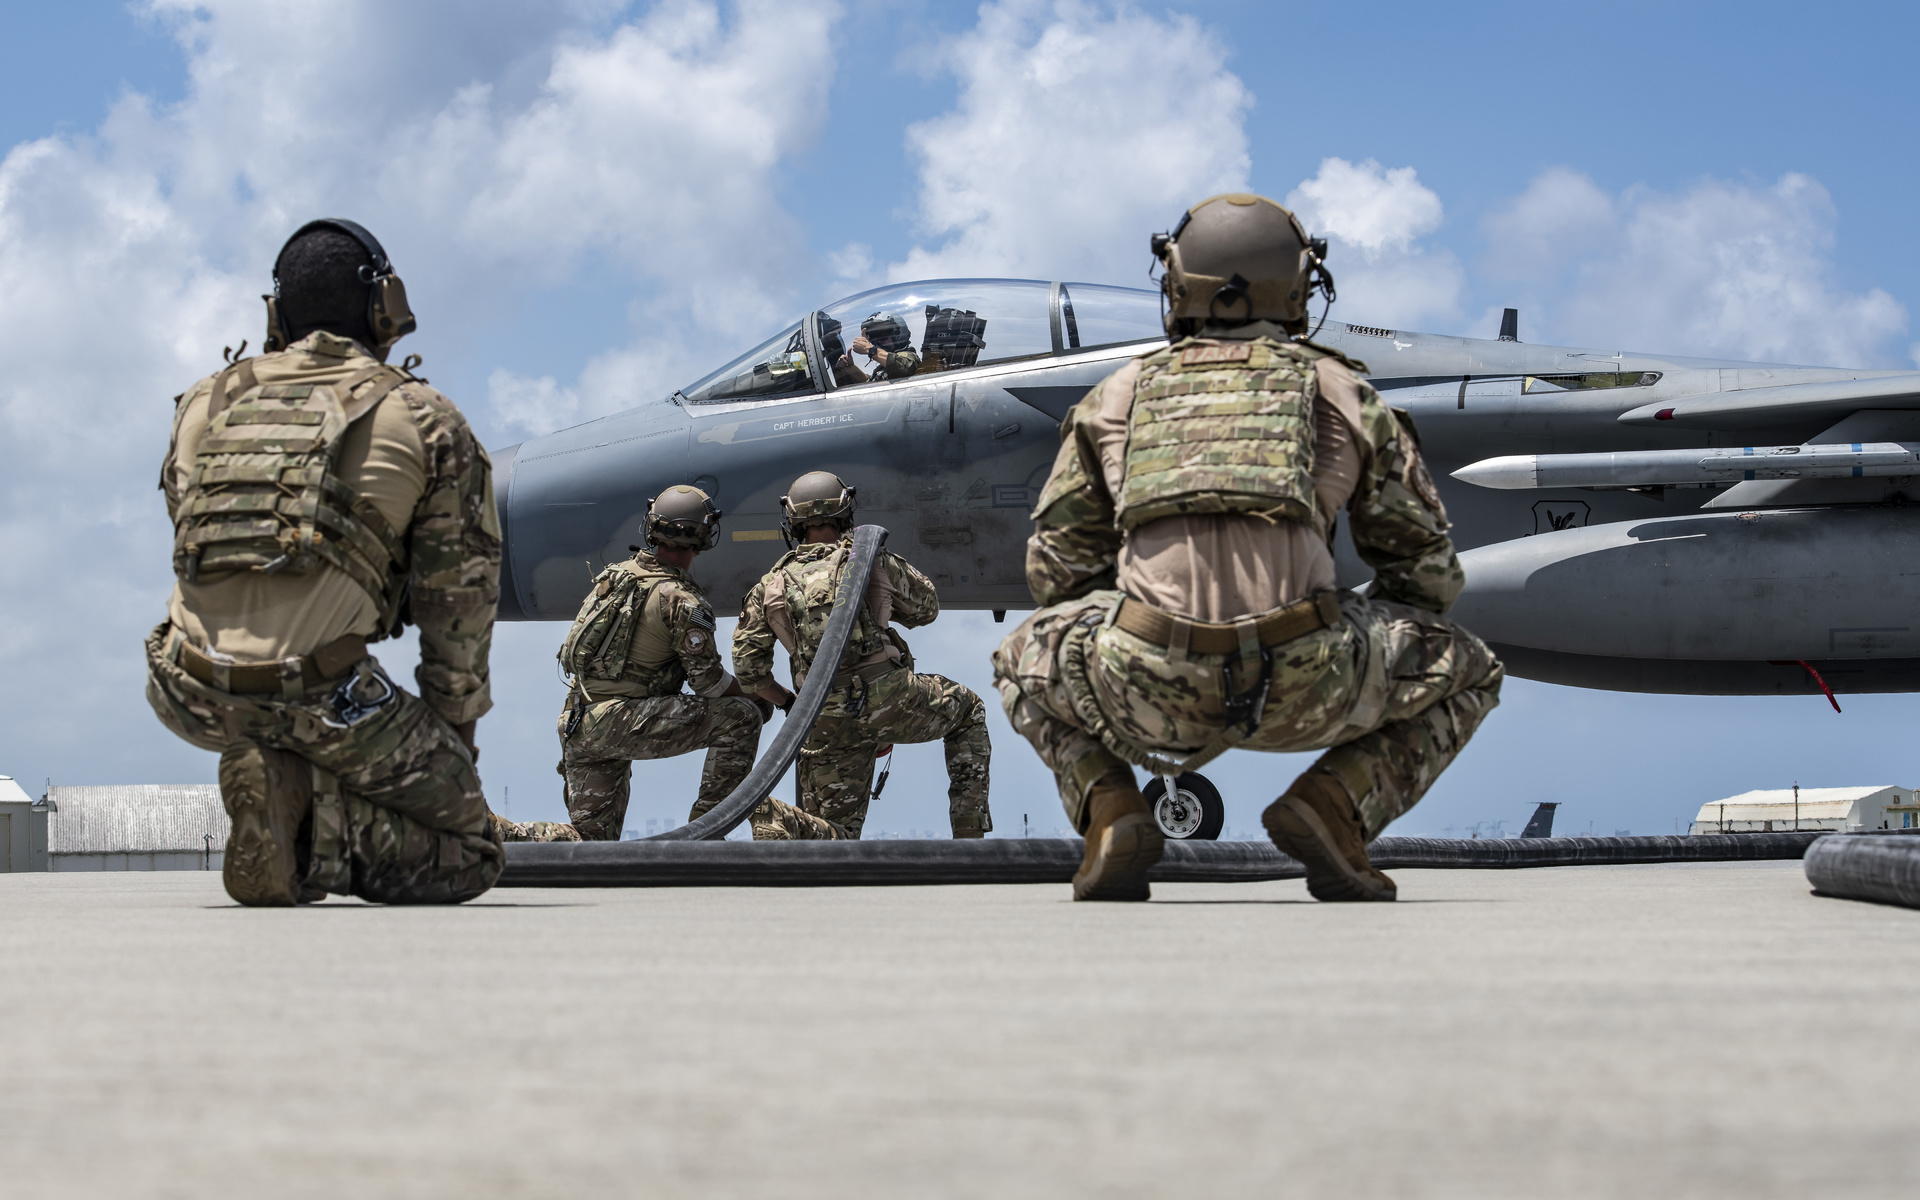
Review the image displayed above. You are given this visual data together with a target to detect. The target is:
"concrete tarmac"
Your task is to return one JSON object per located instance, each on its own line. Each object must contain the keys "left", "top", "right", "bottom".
{"left": 1, "top": 861, "right": 1915, "bottom": 1198}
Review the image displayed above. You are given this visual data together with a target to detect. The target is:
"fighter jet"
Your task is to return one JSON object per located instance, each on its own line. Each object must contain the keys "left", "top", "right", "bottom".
{"left": 495, "top": 278, "right": 1920, "bottom": 708}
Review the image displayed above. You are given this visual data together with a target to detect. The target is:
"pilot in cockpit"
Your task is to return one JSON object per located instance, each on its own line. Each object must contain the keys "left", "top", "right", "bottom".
{"left": 839, "top": 310, "right": 921, "bottom": 384}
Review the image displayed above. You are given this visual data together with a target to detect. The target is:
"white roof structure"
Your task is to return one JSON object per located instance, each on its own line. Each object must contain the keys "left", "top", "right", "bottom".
{"left": 1691, "top": 785, "right": 1911, "bottom": 834}
{"left": 45, "top": 785, "right": 227, "bottom": 854}
{"left": 0, "top": 775, "right": 33, "bottom": 805}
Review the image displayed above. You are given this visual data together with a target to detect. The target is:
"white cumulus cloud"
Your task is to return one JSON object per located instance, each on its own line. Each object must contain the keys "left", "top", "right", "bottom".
{"left": 0, "top": 0, "right": 841, "bottom": 789}
{"left": 1285, "top": 157, "right": 1462, "bottom": 332}
{"left": 1481, "top": 169, "right": 1906, "bottom": 365}
{"left": 890, "top": 0, "right": 1250, "bottom": 284}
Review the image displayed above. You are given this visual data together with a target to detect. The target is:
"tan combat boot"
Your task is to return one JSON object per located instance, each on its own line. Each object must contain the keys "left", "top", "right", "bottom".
{"left": 489, "top": 813, "right": 583, "bottom": 842}
{"left": 1262, "top": 771, "right": 1396, "bottom": 902}
{"left": 1073, "top": 771, "right": 1165, "bottom": 902}
{"left": 749, "top": 797, "right": 793, "bottom": 841}
{"left": 219, "top": 746, "right": 312, "bottom": 907}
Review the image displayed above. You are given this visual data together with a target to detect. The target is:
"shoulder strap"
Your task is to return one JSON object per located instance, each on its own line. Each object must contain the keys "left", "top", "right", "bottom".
{"left": 1294, "top": 337, "right": 1369, "bottom": 375}
{"left": 206, "top": 358, "right": 259, "bottom": 424}
{"left": 336, "top": 363, "right": 409, "bottom": 425}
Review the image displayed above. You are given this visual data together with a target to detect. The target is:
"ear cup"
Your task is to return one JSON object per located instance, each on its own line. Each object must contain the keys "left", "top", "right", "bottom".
{"left": 262, "top": 295, "right": 289, "bottom": 353}
{"left": 367, "top": 274, "right": 417, "bottom": 346}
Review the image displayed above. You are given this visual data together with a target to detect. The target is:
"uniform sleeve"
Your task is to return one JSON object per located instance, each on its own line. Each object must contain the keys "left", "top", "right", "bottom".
{"left": 731, "top": 576, "right": 780, "bottom": 694}
{"left": 161, "top": 377, "right": 216, "bottom": 519}
{"left": 883, "top": 553, "right": 941, "bottom": 628}
{"left": 1024, "top": 382, "right": 1123, "bottom": 607}
{"left": 661, "top": 584, "right": 733, "bottom": 698}
{"left": 1347, "top": 384, "right": 1464, "bottom": 613}
{"left": 883, "top": 348, "right": 921, "bottom": 380}
{"left": 401, "top": 384, "right": 500, "bottom": 724}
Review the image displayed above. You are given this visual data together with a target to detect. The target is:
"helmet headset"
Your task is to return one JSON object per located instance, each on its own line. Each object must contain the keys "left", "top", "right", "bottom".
{"left": 263, "top": 218, "right": 417, "bottom": 353}
{"left": 778, "top": 471, "right": 857, "bottom": 549}
{"left": 1150, "top": 194, "right": 1336, "bottom": 340}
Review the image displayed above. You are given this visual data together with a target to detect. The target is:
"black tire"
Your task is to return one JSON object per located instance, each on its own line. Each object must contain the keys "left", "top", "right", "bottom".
{"left": 1143, "top": 772, "right": 1226, "bottom": 841}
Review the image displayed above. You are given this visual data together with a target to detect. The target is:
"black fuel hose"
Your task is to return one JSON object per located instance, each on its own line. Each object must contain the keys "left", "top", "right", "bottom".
{"left": 1804, "top": 831, "right": 1920, "bottom": 909}
{"left": 500, "top": 831, "right": 1824, "bottom": 888}
{"left": 650, "top": 523, "right": 888, "bottom": 842}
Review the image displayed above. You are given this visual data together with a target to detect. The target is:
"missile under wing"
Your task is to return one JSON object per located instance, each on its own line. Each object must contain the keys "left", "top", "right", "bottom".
{"left": 493, "top": 285, "right": 1920, "bottom": 698}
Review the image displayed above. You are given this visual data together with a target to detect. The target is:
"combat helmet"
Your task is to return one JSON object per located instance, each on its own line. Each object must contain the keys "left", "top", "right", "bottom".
{"left": 645, "top": 485, "right": 723, "bottom": 551}
{"left": 860, "top": 311, "right": 913, "bottom": 354}
{"left": 780, "top": 470, "right": 857, "bottom": 546}
{"left": 1151, "top": 194, "right": 1334, "bottom": 337}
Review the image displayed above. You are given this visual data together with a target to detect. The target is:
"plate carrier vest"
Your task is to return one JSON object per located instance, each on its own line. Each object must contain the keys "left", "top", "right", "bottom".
{"left": 774, "top": 543, "right": 891, "bottom": 688}
{"left": 1116, "top": 336, "right": 1322, "bottom": 531}
{"left": 171, "top": 358, "right": 416, "bottom": 637}
{"left": 558, "top": 560, "right": 678, "bottom": 693}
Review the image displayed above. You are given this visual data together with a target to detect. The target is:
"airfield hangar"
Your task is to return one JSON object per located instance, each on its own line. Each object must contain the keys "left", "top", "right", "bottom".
{"left": 1689, "top": 786, "right": 1917, "bottom": 836}
{"left": 0, "top": 782, "right": 230, "bottom": 872}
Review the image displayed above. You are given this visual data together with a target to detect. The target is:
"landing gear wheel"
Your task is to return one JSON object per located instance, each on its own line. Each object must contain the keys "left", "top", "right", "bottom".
{"left": 1143, "top": 772, "right": 1225, "bottom": 841}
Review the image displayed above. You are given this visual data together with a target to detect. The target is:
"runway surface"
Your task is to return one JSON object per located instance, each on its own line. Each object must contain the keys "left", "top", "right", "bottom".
{"left": 1, "top": 860, "right": 1915, "bottom": 1198}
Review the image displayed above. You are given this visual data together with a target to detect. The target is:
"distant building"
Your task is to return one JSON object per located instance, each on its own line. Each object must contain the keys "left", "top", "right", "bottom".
{"left": 1, "top": 775, "right": 51, "bottom": 872}
{"left": 44, "top": 785, "right": 227, "bottom": 871}
{"left": 1688, "top": 786, "right": 1913, "bottom": 835}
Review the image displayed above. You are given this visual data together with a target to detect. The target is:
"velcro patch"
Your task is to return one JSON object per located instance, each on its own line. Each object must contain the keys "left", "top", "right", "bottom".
{"left": 1179, "top": 343, "right": 1253, "bottom": 367}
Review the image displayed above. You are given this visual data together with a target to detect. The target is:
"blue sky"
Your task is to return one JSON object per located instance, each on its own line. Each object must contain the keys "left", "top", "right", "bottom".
{"left": 3, "top": 0, "right": 1918, "bottom": 840}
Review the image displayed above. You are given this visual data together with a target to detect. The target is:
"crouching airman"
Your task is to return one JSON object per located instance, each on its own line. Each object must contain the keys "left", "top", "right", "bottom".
{"left": 993, "top": 193, "right": 1503, "bottom": 902}
{"left": 549, "top": 486, "right": 830, "bottom": 841}
{"left": 733, "top": 471, "right": 992, "bottom": 839}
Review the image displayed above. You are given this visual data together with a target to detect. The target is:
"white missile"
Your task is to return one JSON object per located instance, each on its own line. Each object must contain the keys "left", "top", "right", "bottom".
{"left": 1452, "top": 442, "right": 1920, "bottom": 490}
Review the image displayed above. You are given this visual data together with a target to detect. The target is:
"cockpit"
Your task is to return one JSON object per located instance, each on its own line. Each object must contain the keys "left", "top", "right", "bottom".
{"left": 676, "top": 279, "right": 1164, "bottom": 406}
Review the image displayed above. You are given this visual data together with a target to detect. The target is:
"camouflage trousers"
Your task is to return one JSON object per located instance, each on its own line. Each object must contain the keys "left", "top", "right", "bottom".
{"left": 798, "top": 666, "right": 992, "bottom": 838}
{"left": 557, "top": 692, "right": 764, "bottom": 840}
{"left": 991, "top": 591, "right": 1503, "bottom": 837}
{"left": 144, "top": 623, "right": 503, "bottom": 904}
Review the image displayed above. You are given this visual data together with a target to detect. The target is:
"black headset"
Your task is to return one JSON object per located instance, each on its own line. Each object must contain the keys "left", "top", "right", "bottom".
{"left": 264, "top": 218, "right": 417, "bottom": 352}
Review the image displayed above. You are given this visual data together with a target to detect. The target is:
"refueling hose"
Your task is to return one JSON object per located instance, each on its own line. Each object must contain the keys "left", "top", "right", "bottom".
{"left": 500, "top": 831, "right": 1824, "bottom": 888}
{"left": 649, "top": 523, "right": 888, "bottom": 842}
{"left": 1804, "top": 831, "right": 1920, "bottom": 909}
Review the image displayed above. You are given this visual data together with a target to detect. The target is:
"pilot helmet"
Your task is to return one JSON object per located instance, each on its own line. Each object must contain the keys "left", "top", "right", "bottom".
{"left": 645, "top": 485, "right": 723, "bottom": 551}
{"left": 780, "top": 470, "right": 857, "bottom": 544}
{"left": 1151, "top": 193, "right": 1333, "bottom": 338}
{"left": 860, "top": 311, "right": 913, "bottom": 354}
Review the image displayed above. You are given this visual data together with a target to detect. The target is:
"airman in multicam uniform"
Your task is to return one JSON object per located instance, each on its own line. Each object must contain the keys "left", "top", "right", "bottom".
{"left": 992, "top": 193, "right": 1504, "bottom": 902}
{"left": 552, "top": 486, "right": 832, "bottom": 841}
{"left": 145, "top": 218, "right": 511, "bottom": 906}
{"left": 834, "top": 311, "right": 921, "bottom": 386}
{"left": 733, "top": 471, "right": 992, "bottom": 839}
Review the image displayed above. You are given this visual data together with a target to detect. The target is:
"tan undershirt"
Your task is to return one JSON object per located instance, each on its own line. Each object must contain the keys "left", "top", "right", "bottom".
{"left": 165, "top": 343, "right": 428, "bottom": 662}
{"left": 1092, "top": 353, "right": 1366, "bottom": 623}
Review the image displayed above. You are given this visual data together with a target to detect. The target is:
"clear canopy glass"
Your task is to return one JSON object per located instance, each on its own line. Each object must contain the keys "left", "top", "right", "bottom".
{"left": 1057, "top": 283, "right": 1164, "bottom": 351}
{"left": 817, "top": 279, "right": 1054, "bottom": 388}
{"left": 679, "top": 323, "right": 814, "bottom": 405}
{"left": 675, "top": 279, "right": 1166, "bottom": 404}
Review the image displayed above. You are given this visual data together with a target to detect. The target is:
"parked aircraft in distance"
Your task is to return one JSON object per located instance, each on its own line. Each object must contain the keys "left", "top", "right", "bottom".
{"left": 494, "top": 278, "right": 1920, "bottom": 703}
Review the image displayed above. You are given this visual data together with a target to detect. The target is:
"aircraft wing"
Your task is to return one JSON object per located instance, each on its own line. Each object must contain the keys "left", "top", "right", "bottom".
{"left": 1617, "top": 372, "right": 1920, "bottom": 430}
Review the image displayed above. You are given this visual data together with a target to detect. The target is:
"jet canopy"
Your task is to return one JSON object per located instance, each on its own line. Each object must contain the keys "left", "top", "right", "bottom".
{"left": 677, "top": 279, "right": 1163, "bottom": 406}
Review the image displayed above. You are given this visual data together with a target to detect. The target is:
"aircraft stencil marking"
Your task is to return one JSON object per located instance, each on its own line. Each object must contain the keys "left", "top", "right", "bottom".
{"left": 695, "top": 405, "right": 895, "bottom": 445}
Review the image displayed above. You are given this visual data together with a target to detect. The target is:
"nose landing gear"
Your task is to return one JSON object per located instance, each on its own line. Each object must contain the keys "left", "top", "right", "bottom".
{"left": 1144, "top": 772, "right": 1225, "bottom": 841}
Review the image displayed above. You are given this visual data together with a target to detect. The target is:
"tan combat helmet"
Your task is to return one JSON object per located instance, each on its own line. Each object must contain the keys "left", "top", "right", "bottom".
{"left": 779, "top": 470, "right": 856, "bottom": 546}
{"left": 645, "top": 485, "right": 723, "bottom": 551}
{"left": 1151, "top": 194, "right": 1334, "bottom": 337}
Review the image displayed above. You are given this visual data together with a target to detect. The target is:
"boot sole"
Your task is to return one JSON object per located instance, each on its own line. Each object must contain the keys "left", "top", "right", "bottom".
{"left": 1264, "top": 797, "right": 1396, "bottom": 903}
{"left": 1072, "top": 813, "right": 1166, "bottom": 902}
